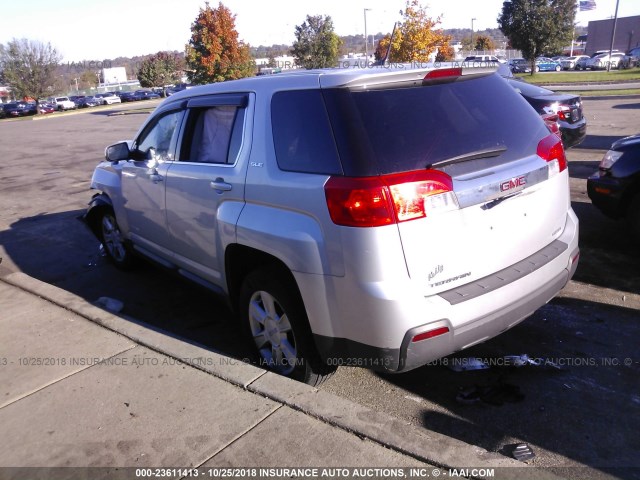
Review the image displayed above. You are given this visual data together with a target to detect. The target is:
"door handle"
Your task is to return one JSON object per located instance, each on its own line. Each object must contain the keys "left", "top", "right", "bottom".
{"left": 210, "top": 178, "right": 232, "bottom": 192}
{"left": 149, "top": 173, "right": 163, "bottom": 183}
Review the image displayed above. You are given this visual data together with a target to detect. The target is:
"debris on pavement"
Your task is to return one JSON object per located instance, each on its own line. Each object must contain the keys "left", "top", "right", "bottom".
{"left": 503, "top": 443, "right": 536, "bottom": 463}
{"left": 456, "top": 383, "right": 525, "bottom": 406}
{"left": 95, "top": 296, "right": 124, "bottom": 313}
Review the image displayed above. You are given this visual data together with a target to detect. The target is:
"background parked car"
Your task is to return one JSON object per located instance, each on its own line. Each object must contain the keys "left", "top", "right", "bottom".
{"left": 506, "top": 78, "right": 586, "bottom": 148}
{"left": 587, "top": 134, "right": 640, "bottom": 239}
{"left": 2, "top": 102, "right": 34, "bottom": 117}
{"left": 508, "top": 58, "right": 531, "bottom": 73}
{"left": 535, "top": 57, "right": 562, "bottom": 72}
{"left": 620, "top": 47, "right": 640, "bottom": 69}
{"left": 52, "top": 96, "right": 77, "bottom": 111}
{"left": 38, "top": 103, "right": 55, "bottom": 114}
{"left": 97, "top": 92, "right": 122, "bottom": 105}
{"left": 119, "top": 92, "right": 138, "bottom": 102}
{"left": 133, "top": 90, "right": 161, "bottom": 100}
{"left": 76, "top": 96, "right": 100, "bottom": 108}
{"left": 561, "top": 55, "right": 589, "bottom": 70}
{"left": 576, "top": 50, "right": 622, "bottom": 70}
{"left": 586, "top": 52, "right": 626, "bottom": 70}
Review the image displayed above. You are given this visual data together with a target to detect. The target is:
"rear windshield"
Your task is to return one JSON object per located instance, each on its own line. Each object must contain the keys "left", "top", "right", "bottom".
{"left": 322, "top": 73, "right": 547, "bottom": 176}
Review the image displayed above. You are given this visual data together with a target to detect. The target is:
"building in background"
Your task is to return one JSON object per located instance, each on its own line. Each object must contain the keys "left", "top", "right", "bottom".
{"left": 585, "top": 15, "right": 640, "bottom": 55}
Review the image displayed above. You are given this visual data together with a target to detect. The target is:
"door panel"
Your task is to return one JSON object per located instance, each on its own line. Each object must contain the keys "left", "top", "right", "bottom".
{"left": 165, "top": 100, "right": 249, "bottom": 283}
{"left": 121, "top": 109, "right": 184, "bottom": 253}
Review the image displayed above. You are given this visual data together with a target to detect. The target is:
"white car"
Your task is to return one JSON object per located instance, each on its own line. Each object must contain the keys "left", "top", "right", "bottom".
{"left": 98, "top": 93, "right": 122, "bottom": 105}
{"left": 585, "top": 52, "right": 625, "bottom": 70}
{"left": 84, "top": 64, "right": 579, "bottom": 385}
{"left": 561, "top": 55, "right": 589, "bottom": 70}
{"left": 52, "top": 96, "right": 76, "bottom": 111}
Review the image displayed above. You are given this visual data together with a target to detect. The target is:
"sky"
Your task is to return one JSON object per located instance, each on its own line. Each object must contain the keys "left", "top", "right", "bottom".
{"left": 2, "top": 0, "right": 639, "bottom": 62}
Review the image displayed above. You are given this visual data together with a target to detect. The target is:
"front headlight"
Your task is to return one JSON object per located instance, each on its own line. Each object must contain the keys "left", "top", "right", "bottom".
{"left": 599, "top": 150, "right": 623, "bottom": 170}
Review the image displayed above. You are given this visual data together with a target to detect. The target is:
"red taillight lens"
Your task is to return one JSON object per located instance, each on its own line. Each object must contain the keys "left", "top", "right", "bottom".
{"left": 412, "top": 326, "right": 450, "bottom": 343}
{"left": 424, "top": 68, "right": 462, "bottom": 80}
{"left": 541, "top": 113, "right": 561, "bottom": 137}
{"left": 557, "top": 105, "right": 572, "bottom": 121}
{"left": 324, "top": 176, "right": 395, "bottom": 227}
{"left": 537, "top": 133, "right": 567, "bottom": 173}
{"left": 325, "top": 170, "right": 454, "bottom": 227}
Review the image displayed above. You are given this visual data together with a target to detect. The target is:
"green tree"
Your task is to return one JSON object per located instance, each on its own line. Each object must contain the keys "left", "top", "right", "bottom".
{"left": 435, "top": 42, "right": 455, "bottom": 62}
{"left": 186, "top": 2, "right": 254, "bottom": 84}
{"left": 474, "top": 34, "right": 496, "bottom": 51}
{"left": 137, "top": 51, "right": 184, "bottom": 88}
{"left": 374, "top": 0, "right": 449, "bottom": 63}
{"left": 79, "top": 70, "right": 99, "bottom": 90}
{"left": 291, "top": 15, "right": 342, "bottom": 69}
{"left": 498, "top": 0, "right": 576, "bottom": 74}
{"left": 0, "top": 38, "right": 60, "bottom": 104}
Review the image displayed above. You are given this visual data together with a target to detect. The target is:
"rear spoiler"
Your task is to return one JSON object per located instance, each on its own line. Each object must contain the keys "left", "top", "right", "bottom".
{"left": 320, "top": 62, "right": 498, "bottom": 90}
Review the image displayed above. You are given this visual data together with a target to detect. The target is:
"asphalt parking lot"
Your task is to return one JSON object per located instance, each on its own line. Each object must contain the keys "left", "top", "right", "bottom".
{"left": 0, "top": 97, "right": 639, "bottom": 479}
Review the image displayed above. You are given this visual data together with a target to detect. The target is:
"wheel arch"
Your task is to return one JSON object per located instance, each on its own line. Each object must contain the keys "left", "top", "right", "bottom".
{"left": 225, "top": 244, "right": 300, "bottom": 315}
{"left": 84, "top": 192, "right": 114, "bottom": 238}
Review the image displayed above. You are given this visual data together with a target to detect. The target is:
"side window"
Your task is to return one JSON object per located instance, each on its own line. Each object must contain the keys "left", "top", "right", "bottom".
{"left": 136, "top": 110, "right": 184, "bottom": 161}
{"left": 181, "top": 106, "right": 244, "bottom": 164}
{"left": 271, "top": 90, "right": 343, "bottom": 175}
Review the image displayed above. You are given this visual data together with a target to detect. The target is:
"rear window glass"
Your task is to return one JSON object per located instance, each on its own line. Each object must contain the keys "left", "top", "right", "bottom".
{"left": 322, "top": 73, "right": 547, "bottom": 176}
{"left": 271, "top": 90, "right": 343, "bottom": 175}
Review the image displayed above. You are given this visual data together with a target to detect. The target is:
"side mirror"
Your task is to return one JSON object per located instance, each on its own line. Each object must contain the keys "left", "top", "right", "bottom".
{"left": 105, "top": 142, "right": 130, "bottom": 162}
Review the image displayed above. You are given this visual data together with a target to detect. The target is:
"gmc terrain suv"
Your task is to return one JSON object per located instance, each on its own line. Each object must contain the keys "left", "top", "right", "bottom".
{"left": 85, "top": 64, "right": 579, "bottom": 385}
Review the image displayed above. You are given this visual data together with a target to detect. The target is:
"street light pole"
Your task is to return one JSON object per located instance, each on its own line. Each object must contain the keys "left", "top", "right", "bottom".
{"left": 364, "top": 8, "right": 372, "bottom": 60}
{"left": 607, "top": 0, "right": 620, "bottom": 72}
{"left": 471, "top": 18, "right": 477, "bottom": 53}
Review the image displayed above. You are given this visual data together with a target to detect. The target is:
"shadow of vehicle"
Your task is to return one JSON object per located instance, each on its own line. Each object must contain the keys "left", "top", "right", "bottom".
{"left": 0, "top": 210, "right": 253, "bottom": 361}
{"left": 612, "top": 103, "right": 640, "bottom": 110}
{"left": 370, "top": 296, "right": 640, "bottom": 477}
{"left": 579, "top": 134, "right": 628, "bottom": 150}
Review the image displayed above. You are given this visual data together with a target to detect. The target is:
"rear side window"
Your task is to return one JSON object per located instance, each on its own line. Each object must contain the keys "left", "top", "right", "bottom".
{"left": 322, "top": 73, "right": 548, "bottom": 176}
{"left": 180, "top": 106, "right": 245, "bottom": 164}
{"left": 271, "top": 90, "right": 343, "bottom": 175}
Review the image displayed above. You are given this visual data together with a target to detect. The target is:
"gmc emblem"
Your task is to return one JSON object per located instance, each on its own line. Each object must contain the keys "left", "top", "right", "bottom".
{"left": 500, "top": 175, "right": 526, "bottom": 192}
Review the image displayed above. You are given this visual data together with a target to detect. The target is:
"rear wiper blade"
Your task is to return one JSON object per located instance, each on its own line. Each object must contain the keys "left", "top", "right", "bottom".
{"left": 428, "top": 147, "right": 507, "bottom": 169}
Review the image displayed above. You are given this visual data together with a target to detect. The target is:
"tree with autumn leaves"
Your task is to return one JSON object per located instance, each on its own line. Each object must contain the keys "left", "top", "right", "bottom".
{"left": 374, "top": 0, "right": 450, "bottom": 63}
{"left": 185, "top": 2, "right": 254, "bottom": 84}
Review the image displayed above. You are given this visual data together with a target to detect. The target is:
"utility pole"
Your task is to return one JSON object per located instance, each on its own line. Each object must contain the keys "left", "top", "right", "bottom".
{"left": 471, "top": 18, "right": 477, "bottom": 53}
{"left": 607, "top": 0, "right": 620, "bottom": 72}
{"left": 364, "top": 8, "right": 372, "bottom": 61}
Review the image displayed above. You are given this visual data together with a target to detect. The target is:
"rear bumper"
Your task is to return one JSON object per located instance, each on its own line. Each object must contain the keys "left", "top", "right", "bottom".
{"left": 560, "top": 117, "right": 587, "bottom": 149}
{"left": 306, "top": 210, "right": 579, "bottom": 373}
{"left": 587, "top": 173, "right": 626, "bottom": 218}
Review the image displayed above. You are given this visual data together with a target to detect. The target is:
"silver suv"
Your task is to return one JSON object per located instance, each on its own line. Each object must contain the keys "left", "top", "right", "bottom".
{"left": 85, "top": 64, "right": 579, "bottom": 385}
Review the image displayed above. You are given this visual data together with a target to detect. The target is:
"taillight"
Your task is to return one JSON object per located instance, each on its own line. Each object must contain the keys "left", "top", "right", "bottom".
{"left": 541, "top": 113, "right": 561, "bottom": 138}
{"left": 325, "top": 170, "right": 455, "bottom": 227}
{"left": 424, "top": 68, "right": 462, "bottom": 80}
{"left": 537, "top": 133, "right": 567, "bottom": 176}
{"left": 556, "top": 104, "right": 572, "bottom": 121}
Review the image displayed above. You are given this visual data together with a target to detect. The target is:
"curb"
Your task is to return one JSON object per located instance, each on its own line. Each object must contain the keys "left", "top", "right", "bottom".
{"left": 0, "top": 271, "right": 544, "bottom": 478}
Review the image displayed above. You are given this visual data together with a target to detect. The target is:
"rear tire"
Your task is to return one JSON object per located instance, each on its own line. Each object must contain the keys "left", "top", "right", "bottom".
{"left": 555, "top": 65, "right": 561, "bottom": 72}
{"left": 98, "top": 208, "right": 135, "bottom": 270}
{"left": 239, "top": 268, "right": 336, "bottom": 386}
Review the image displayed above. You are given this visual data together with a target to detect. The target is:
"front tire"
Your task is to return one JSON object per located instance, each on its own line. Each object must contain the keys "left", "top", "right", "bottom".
{"left": 240, "top": 268, "right": 336, "bottom": 386}
{"left": 98, "top": 209, "right": 135, "bottom": 270}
